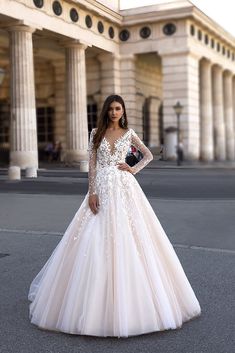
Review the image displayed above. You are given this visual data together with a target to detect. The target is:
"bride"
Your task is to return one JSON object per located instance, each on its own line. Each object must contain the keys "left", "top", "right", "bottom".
{"left": 28, "top": 94, "right": 201, "bottom": 338}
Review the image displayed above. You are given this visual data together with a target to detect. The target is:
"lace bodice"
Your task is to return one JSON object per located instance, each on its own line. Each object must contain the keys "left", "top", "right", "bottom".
{"left": 88, "top": 128, "right": 153, "bottom": 195}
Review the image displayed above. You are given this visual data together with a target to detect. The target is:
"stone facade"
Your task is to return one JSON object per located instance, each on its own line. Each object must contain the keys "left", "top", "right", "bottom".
{"left": 0, "top": 0, "right": 235, "bottom": 169}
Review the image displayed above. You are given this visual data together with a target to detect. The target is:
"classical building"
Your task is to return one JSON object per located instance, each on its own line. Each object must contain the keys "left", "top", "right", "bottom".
{"left": 0, "top": 0, "right": 235, "bottom": 169}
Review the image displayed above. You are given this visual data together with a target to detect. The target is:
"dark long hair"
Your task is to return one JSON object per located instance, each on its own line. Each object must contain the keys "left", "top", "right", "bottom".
{"left": 92, "top": 95, "right": 128, "bottom": 151}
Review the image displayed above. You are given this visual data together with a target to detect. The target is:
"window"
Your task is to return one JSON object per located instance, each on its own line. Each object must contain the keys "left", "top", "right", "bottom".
{"left": 36, "top": 106, "right": 54, "bottom": 143}
{"left": 190, "top": 24, "right": 195, "bottom": 36}
{"left": 119, "top": 29, "right": 130, "bottom": 41}
{"left": 87, "top": 102, "right": 97, "bottom": 133}
{"left": 0, "top": 101, "right": 10, "bottom": 144}
{"left": 163, "top": 23, "right": 176, "bottom": 36}
{"left": 85, "top": 15, "right": 92, "bottom": 28}
{"left": 198, "top": 30, "right": 202, "bottom": 41}
{"left": 159, "top": 104, "right": 164, "bottom": 145}
{"left": 70, "top": 8, "right": 79, "bottom": 22}
{"left": 142, "top": 98, "right": 150, "bottom": 146}
{"left": 140, "top": 26, "right": 151, "bottom": 39}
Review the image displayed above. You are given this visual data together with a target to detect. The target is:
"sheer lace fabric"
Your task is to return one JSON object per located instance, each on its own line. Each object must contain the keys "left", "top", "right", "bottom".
{"left": 88, "top": 128, "right": 153, "bottom": 196}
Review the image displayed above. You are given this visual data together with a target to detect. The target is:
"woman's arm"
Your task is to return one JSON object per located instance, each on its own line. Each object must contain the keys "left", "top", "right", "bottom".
{"left": 88, "top": 128, "right": 100, "bottom": 214}
{"left": 130, "top": 130, "right": 153, "bottom": 175}
{"left": 88, "top": 128, "right": 97, "bottom": 195}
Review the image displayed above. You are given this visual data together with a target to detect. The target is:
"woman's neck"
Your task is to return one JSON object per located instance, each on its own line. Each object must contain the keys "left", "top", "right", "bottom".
{"left": 107, "top": 123, "right": 122, "bottom": 130}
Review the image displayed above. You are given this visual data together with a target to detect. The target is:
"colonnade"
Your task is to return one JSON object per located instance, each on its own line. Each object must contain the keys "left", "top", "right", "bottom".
{"left": 7, "top": 24, "right": 89, "bottom": 170}
{"left": 5, "top": 24, "right": 235, "bottom": 170}
{"left": 200, "top": 58, "right": 235, "bottom": 161}
{"left": 6, "top": 24, "right": 128, "bottom": 170}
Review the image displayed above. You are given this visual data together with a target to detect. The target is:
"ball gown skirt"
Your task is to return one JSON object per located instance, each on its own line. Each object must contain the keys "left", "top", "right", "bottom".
{"left": 28, "top": 165, "right": 201, "bottom": 338}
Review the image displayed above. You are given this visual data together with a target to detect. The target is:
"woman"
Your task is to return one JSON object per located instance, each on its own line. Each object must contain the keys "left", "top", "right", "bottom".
{"left": 28, "top": 94, "right": 201, "bottom": 338}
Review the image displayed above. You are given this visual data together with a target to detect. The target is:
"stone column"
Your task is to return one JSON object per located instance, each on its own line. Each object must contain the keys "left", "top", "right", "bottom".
{"left": 223, "top": 70, "right": 235, "bottom": 160}
{"left": 65, "top": 42, "right": 88, "bottom": 163}
{"left": 119, "top": 54, "right": 137, "bottom": 128}
{"left": 161, "top": 53, "right": 200, "bottom": 160}
{"left": 212, "top": 65, "right": 226, "bottom": 160}
{"left": 200, "top": 59, "right": 214, "bottom": 161}
{"left": 97, "top": 52, "right": 121, "bottom": 110}
{"left": 9, "top": 25, "right": 38, "bottom": 169}
{"left": 52, "top": 60, "right": 66, "bottom": 157}
{"left": 136, "top": 93, "right": 145, "bottom": 139}
{"left": 148, "top": 96, "right": 161, "bottom": 147}
{"left": 233, "top": 77, "right": 235, "bottom": 154}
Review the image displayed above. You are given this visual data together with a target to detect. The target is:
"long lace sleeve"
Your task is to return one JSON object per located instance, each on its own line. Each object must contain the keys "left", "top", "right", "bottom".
{"left": 88, "top": 128, "right": 97, "bottom": 195}
{"left": 131, "top": 129, "right": 153, "bottom": 175}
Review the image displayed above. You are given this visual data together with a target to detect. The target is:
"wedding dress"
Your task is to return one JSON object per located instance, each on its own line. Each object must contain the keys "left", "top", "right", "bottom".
{"left": 28, "top": 128, "right": 201, "bottom": 338}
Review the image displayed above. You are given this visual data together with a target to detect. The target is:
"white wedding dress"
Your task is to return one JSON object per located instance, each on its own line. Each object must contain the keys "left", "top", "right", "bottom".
{"left": 28, "top": 128, "right": 201, "bottom": 338}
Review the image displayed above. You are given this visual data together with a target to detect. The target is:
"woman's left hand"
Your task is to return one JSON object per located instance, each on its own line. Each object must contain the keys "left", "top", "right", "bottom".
{"left": 117, "top": 162, "right": 134, "bottom": 174}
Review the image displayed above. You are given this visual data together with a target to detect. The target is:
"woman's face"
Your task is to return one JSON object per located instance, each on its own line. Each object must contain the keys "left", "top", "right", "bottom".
{"left": 107, "top": 101, "right": 124, "bottom": 124}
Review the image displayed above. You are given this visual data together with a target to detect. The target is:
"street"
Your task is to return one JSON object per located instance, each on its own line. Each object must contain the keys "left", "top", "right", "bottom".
{"left": 0, "top": 167, "right": 234, "bottom": 353}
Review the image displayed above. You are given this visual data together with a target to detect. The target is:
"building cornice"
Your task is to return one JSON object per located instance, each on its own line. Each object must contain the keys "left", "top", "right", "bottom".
{"left": 120, "top": 1, "right": 235, "bottom": 47}
{"left": 191, "top": 7, "right": 235, "bottom": 47}
{"left": 68, "top": 0, "right": 122, "bottom": 24}
{"left": 120, "top": 0, "right": 193, "bottom": 24}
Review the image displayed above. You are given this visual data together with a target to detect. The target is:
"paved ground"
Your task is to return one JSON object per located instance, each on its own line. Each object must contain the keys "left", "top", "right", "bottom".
{"left": 0, "top": 166, "right": 234, "bottom": 353}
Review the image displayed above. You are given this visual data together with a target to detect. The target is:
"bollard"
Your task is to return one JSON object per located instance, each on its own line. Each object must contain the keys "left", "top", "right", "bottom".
{"left": 25, "top": 167, "right": 37, "bottom": 178}
{"left": 8, "top": 166, "right": 21, "bottom": 180}
{"left": 80, "top": 161, "right": 88, "bottom": 172}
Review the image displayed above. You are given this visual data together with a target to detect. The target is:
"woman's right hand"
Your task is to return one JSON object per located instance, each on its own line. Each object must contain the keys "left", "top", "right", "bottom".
{"left": 88, "top": 194, "right": 100, "bottom": 215}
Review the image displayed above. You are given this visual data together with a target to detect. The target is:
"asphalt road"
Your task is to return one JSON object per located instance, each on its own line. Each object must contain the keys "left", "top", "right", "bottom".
{"left": 1, "top": 168, "right": 235, "bottom": 199}
{"left": 0, "top": 168, "right": 234, "bottom": 353}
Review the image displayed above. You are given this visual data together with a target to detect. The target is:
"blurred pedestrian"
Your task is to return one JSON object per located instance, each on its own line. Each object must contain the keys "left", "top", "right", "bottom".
{"left": 44, "top": 142, "right": 53, "bottom": 162}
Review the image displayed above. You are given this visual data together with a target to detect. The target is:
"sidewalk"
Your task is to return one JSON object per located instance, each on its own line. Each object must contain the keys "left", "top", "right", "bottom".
{"left": 148, "top": 158, "right": 235, "bottom": 169}
{"left": 1, "top": 158, "right": 235, "bottom": 174}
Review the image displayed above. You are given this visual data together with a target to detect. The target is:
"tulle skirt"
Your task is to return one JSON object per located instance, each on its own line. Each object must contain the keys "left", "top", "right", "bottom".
{"left": 28, "top": 166, "right": 201, "bottom": 337}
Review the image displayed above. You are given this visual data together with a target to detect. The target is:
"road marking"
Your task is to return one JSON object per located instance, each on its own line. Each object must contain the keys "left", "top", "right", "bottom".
{"left": 173, "top": 243, "right": 235, "bottom": 254}
{"left": 0, "top": 228, "right": 235, "bottom": 255}
{"left": 0, "top": 228, "right": 62, "bottom": 236}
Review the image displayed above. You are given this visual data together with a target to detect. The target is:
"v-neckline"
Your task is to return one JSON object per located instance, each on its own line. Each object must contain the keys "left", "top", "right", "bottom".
{"left": 103, "top": 128, "right": 130, "bottom": 155}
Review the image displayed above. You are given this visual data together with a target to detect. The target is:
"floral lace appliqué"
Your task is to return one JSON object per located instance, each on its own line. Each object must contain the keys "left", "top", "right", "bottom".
{"left": 87, "top": 128, "right": 153, "bottom": 196}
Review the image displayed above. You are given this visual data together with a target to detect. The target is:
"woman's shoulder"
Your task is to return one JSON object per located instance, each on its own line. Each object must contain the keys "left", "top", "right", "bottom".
{"left": 128, "top": 128, "right": 137, "bottom": 136}
{"left": 122, "top": 128, "right": 133, "bottom": 137}
{"left": 126, "top": 127, "right": 133, "bottom": 133}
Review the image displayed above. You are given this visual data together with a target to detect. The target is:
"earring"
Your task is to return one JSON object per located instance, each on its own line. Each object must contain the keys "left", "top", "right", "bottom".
{"left": 121, "top": 115, "right": 125, "bottom": 126}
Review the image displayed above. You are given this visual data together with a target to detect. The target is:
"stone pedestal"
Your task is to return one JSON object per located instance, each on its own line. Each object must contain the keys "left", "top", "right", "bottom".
{"left": 25, "top": 167, "right": 37, "bottom": 178}
{"left": 65, "top": 42, "right": 89, "bottom": 164}
{"left": 9, "top": 25, "right": 38, "bottom": 169}
{"left": 80, "top": 161, "right": 89, "bottom": 172}
{"left": 164, "top": 126, "right": 177, "bottom": 160}
{"left": 200, "top": 59, "right": 214, "bottom": 161}
{"left": 8, "top": 166, "right": 21, "bottom": 180}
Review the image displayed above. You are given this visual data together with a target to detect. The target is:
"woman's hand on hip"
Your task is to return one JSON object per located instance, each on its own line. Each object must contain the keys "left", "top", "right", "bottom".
{"left": 117, "top": 162, "right": 134, "bottom": 174}
{"left": 88, "top": 194, "right": 100, "bottom": 215}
